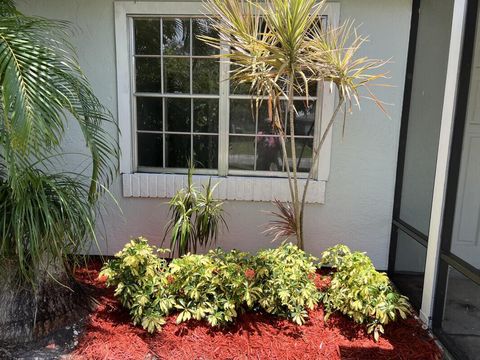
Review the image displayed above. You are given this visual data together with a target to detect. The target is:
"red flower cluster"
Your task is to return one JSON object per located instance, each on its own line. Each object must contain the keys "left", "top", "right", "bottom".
{"left": 167, "top": 275, "right": 175, "bottom": 284}
{"left": 244, "top": 268, "right": 256, "bottom": 281}
{"left": 307, "top": 272, "right": 316, "bottom": 281}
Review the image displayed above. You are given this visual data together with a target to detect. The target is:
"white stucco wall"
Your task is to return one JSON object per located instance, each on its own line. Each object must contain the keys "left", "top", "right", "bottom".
{"left": 17, "top": 0, "right": 412, "bottom": 269}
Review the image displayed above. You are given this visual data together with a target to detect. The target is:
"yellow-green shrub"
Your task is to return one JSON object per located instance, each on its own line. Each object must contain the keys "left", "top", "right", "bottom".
{"left": 99, "top": 237, "right": 172, "bottom": 332}
{"left": 100, "top": 239, "right": 320, "bottom": 332}
{"left": 319, "top": 245, "right": 411, "bottom": 341}
{"left": 255, "top": 244, "right": 320, "bottom": 325}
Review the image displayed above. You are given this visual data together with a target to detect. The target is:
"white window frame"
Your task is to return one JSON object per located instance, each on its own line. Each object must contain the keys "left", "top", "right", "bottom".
{"left": 115, "top": 1, "right": 340, "bottom": 203}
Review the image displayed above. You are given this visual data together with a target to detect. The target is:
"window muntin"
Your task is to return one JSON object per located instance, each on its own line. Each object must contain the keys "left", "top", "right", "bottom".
{"left": 132, "top": 15, "right": 326, "bottom": 176}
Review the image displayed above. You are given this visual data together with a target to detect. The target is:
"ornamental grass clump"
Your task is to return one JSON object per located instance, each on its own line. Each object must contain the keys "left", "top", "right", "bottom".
{"left": 100, "top": 238, "right": 320, "bottom": 333}
{"left": 319, "top": 244, "right": 411, "bottom": 341}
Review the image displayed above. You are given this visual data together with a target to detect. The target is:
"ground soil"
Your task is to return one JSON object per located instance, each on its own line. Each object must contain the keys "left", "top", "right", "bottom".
{"left": 64, "top": 264, "right": 442, "bottom": 360}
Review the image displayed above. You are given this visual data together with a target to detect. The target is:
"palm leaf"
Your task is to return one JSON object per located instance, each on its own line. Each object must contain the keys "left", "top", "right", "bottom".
{"left": 0, "top": 14, "right": 118, "bottom": 200}
{"left": 0, "top": 7, "right": 119, "bottom": 283}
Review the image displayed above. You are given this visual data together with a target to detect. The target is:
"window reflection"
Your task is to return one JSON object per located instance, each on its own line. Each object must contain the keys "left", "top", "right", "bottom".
{"left": 229, "top": 136, "right": 255, "bottom": 170}
{"left": 135, "top": 58, "right": 162, "bottom": 92}
{"left": 137, "top": 97, "right": 162, "bottom": 131}
{"left": 137, "top": 133, "right": 163, "bottom": 167}
{"left": 256, "top": 118, "right": 281, "bottom": 171}
{"left": 165, "top": 134, "right": 190, "bottom": 168}
{"left": 192, "top": 58, "right": 219, "bottom": 94}
{"left": 135, "top": 19, "right": 160, "bottom": 55}
{"left": 192, "top": 18, "right": 219, "bottom": 56}
{"left": 194, "top": 135, "right": 218, "bottom": 169}
{"left": 194, "top": 99, "right": 218, "bottom": 133}
{"left": 133, "top": 17, "right": 317, "bottom": 174}
{"left": 164, "top": 57, "right": 189, "bottom": 93}
{"left": 162, "top": 18, "right": 190, "bottom": 55}
{"left": 134, "top": 17, "right": 220, "bottom": 171}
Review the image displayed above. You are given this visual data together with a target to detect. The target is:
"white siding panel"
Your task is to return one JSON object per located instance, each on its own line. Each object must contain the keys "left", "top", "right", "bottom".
{"left": 122, "top": 173, "right": 326, "bottom": 203}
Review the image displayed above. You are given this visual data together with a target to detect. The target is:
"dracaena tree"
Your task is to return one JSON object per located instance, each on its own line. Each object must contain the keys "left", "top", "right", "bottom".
{"left": 0, "top": 1, "right": 118, "bottom": 343}
{"left": 201, "top": 0, "right": 387, "bottom": 249}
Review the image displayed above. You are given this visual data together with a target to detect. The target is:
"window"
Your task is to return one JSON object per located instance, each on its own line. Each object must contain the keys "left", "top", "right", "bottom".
{"left": 134, "top": 17, "right": 220, "bottom": 171}
{"left": 115, "top": 2, "right": 339, "bottom": 202}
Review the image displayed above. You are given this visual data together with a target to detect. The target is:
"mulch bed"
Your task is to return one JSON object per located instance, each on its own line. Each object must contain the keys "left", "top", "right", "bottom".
{"left": 69, "top": 264, "right": 442, "bottom": 360}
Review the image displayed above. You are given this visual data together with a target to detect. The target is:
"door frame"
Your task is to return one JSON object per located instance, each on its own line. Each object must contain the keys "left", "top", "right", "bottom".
{"left": 387, "top": 0, "right": 422, "bottom": 276}
{"left": 431, "top": 3, "right": 480, "bottom": 358}
{"left": 389, "top": 0, "right": 480, "bottom": 325}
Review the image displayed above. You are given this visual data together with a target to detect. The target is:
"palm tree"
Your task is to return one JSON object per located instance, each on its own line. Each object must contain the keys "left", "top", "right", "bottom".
{"left": 201, "top": 0, "right": 387, "bottom": 249}
{"left": 0, "top": 1, "right": 118, "bottom": 343}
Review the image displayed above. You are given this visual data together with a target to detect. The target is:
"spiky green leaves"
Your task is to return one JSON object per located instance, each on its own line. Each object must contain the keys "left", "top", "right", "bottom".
{"left": 0, "top": 12, "right": 118, "bottom": 199}
{"left": 164, "top": 166, "right": 227, "bottom": 256}
{"left": 0, "top": 7, "right": 119, "bottom": 283}
{"left": 0, "top": 168, "right": 95, "bottom": 282}
{"left": 202, "top": 0, "right": 387, "bottom": 104}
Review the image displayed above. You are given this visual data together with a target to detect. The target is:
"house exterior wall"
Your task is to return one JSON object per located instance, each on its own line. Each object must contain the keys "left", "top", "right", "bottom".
{"left": 16, "top": 0, "right": 412, "bottom": 269}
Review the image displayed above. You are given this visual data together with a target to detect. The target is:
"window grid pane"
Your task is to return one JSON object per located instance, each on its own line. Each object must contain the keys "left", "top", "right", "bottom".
{"left": 133, "top": 15, "right": 323, "bottom": 176}
{"left": 134, "top": 16, "right": 220, "bottom": 171}
{"left": 227, "top": 97, "right": 315, "bottom": 174}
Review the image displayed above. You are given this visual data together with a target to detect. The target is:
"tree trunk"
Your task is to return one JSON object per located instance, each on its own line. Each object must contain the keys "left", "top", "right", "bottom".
{"left": 0, "top": 258, "right": 90, "bottom": 345}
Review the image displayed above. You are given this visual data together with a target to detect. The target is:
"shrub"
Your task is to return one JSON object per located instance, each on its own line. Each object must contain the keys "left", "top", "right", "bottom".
{"left": 99, "top": 237, "right": 172, "bottom": 332}
{"left": 319, "top": 245, "right": 411, "bottom": 341}
{"left": 255, "top": 244, "right": 320, "bottom": 325}
{"left": 167, "top": 249, "right": 263, "bottom": 326}
{"left": 100, "top": 239, "right": 320, "bottom": 332}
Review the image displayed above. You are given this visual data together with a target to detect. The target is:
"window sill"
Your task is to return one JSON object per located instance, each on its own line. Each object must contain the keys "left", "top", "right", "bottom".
{"left": 122, "top": 173, "right": 326, "bottom": 204}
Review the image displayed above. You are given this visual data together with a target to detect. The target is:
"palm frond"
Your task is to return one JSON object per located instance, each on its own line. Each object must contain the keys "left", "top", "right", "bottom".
{"left": 0, "top": 14, "right": 118, "bottom": 199}
{"left": 309, "top": 19, "right": 389, "bottom": 111}
{"left": 0, "top": 7, "right": 119, "bottom": 283}
{"left": 0, "top": 0, "right": 17, "bottom": 16}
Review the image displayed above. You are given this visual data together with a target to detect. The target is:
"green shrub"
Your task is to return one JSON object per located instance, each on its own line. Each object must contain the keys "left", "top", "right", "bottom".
{"left": 255, "top": 244, "right": 320, "bottom": 325}
{"left": 167, "top": 249, "right": 262, "bottom": 326}
{"left": 319, "top": 244, "right": 411, "bottom": 341}
{"left": 99, "top": 237, "right": 173, "bottom": 332}
{"left": 100, "top": 239, "right": 320, "bottom": 332}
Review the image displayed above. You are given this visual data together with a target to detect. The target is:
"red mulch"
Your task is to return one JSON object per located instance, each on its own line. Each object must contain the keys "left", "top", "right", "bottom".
{"left": 70, "top": 264, "right": 442, "bottom": 360}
